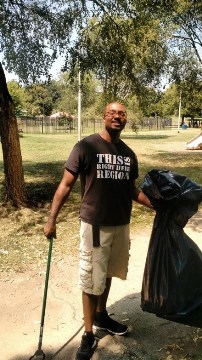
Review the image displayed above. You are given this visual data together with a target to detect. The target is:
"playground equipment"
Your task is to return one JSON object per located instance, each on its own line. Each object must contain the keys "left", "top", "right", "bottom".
{"left": 186, "top": 132, "right": 202, "bottom": 150}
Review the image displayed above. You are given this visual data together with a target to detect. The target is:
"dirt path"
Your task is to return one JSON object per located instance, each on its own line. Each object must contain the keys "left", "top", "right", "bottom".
{"left": 1, "top": 212, "right": 202, "bottom": 360}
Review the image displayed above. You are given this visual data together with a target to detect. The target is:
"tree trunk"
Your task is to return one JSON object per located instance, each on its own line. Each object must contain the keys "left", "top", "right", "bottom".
{"left": 181, "top": 115, "right": 185, "bottom": 124}
{"left": 0, "top": 62, "right": 27, "bottom": 206}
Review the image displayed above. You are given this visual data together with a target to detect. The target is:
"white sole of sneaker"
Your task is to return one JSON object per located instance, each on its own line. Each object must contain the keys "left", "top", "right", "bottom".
{"left": 93, "top": 324, "right": 128, "bottom": 335}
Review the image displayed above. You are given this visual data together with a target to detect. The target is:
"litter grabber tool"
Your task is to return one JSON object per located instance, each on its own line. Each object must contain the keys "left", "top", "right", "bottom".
{"left": 29, "top": 235, "right": 54, "bottom": 360}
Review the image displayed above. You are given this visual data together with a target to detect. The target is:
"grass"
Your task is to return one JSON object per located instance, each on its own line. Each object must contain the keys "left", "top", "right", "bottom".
{"left": 0, "top": 128, "right": 202, "bottom": 275}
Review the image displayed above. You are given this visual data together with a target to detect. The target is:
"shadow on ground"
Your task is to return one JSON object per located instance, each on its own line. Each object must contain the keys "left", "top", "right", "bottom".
{"left": 8, "top": 292, "right": 202, "bottom": 360}
{"left": 122, "top": 134, "right": 172, "bottom": 140}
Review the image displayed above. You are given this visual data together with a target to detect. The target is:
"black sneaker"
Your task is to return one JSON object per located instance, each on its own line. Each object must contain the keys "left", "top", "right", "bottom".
{"left": 93, "top": 310, "right": 128, "bottom": 335}
{"left": 75, "top": 331, "right": 97, "bottom": 360}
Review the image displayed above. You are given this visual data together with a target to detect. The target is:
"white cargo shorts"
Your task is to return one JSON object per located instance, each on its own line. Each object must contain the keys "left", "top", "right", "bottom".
{"left": 79, "top": 221, "right": 130, "bottom": 295}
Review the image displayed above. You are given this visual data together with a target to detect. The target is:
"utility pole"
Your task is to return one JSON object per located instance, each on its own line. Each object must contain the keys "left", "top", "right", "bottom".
{"left": 178, "top": 90, "right": 182, "bottom": 133}
{"left": 77, "top": 56, "right": 82, "bottom": 142}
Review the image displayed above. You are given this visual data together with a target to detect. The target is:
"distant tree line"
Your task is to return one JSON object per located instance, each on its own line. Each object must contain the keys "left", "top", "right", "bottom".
{"left": 7, "top": 71, "right": 202, "bottom": 127}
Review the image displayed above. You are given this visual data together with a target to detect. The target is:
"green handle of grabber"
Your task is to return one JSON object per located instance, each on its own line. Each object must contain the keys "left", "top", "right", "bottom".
{"left": 37, "top": 235, "right": 54, "bottom": 352}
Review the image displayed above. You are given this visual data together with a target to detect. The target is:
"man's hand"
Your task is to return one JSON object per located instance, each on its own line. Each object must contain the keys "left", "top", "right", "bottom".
{"left": 133, "top": 186, "right": 154, "bottom": 210}
{"left": 44, "top": 219, "right": 56, "bottom": 239}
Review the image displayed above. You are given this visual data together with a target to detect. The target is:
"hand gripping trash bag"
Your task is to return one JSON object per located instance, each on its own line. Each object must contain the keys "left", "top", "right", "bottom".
{"left": 140, "top": 169, "right": 202, "bottom": 324}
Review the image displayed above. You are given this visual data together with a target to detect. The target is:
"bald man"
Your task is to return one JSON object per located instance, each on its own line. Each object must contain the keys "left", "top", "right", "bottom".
{"left": 44, "top": 102, "right": 153, "bottom": 360}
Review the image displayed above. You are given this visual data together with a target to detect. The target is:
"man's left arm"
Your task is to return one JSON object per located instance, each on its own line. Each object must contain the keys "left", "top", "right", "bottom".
{"left": 133, "top": 186, "right": 154, "bottom": 210}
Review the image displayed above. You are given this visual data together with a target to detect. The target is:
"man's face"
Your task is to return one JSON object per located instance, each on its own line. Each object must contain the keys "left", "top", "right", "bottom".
{"left": 103, "top": 103, "right": 127, "bottom": 132}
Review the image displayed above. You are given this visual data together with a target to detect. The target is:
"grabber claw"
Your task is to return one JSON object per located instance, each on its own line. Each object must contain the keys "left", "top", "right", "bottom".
{"left": 29, "top": 349, "right": 45, "bottom": 359}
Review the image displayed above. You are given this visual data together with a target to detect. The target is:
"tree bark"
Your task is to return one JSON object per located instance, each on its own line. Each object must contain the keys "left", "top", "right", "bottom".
{"left": 0, "top": 62, "right": 27, "bottom": 206}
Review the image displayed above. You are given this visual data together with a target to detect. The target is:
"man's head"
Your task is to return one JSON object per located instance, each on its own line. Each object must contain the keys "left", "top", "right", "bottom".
{"left": 103, "top": 102, "right": 127, "bottom": 134}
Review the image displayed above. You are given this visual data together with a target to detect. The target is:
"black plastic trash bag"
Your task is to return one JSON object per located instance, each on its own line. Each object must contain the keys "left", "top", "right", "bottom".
{"left": 140, "top": 169, "right": 202, "bottom": 325}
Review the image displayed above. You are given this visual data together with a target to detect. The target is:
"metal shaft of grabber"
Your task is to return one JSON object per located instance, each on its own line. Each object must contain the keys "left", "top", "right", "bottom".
{"left": 29, "top": 236, "right": 54, "bottom": 360}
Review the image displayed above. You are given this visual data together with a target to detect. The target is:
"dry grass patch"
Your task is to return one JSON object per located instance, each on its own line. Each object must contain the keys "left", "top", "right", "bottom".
{"left": 0, "top": 129, "right": 201, "bottom": 275}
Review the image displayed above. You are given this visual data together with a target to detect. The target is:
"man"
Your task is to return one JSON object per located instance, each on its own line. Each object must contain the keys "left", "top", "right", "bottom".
{"left": 44, "top": 102, "right": 153, "bottom": 360}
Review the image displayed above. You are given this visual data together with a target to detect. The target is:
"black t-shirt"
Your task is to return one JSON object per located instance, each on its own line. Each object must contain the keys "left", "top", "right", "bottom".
{"left": 65, "top": 133, "right": 139, "bottom": 226}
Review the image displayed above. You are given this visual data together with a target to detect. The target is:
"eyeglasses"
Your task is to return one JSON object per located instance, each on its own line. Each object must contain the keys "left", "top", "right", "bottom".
{"left": 105, "top": 110, "right": 126, "bottom": 117}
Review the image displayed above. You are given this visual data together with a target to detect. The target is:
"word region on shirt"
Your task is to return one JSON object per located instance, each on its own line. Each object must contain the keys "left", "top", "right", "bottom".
{"left": 96, "top": 154, "right": 130, "bottom": 180}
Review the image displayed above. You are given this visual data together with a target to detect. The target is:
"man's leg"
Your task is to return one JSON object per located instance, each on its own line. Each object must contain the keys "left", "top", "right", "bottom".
{"left": 82, "top": 278, "right": 112, "bottom": 332}
{"left": 96, "top": 277, "right": 112, "bottom": 313}
{"left": 76, "top": 292, "right": 98, "bottom": 360}
{"left": 82, "top": 291, "right": 98, "bottom": 332}
{"left": 93, "top": 278, "right": 128, "bottom": 336}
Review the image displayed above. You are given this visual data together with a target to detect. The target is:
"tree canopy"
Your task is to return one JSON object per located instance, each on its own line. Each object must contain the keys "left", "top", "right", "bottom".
{"left": 1, "top": 1, "right": 201, "bottom": 87}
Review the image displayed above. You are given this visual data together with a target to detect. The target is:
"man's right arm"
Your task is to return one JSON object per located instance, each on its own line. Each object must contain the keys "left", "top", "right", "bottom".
{"left": 44, "top": 169, "right": 78, "bottom": 239}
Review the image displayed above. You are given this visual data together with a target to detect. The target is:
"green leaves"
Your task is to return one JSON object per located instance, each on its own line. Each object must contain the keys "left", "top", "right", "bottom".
{"left": 0, "top": 1, "right": 79, "bottom": 82}
{"left": 0, "top": 0, "right": 201, "bottom": 93}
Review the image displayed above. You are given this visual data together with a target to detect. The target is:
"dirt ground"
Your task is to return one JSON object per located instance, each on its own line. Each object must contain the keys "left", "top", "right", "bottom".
{"left": 1, "top": 211, "right": 202, "bottom": 360}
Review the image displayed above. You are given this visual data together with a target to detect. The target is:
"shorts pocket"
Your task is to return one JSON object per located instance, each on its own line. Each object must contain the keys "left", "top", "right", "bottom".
{"left": 79, "top": 250, "right": 93, "bottom": 289}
